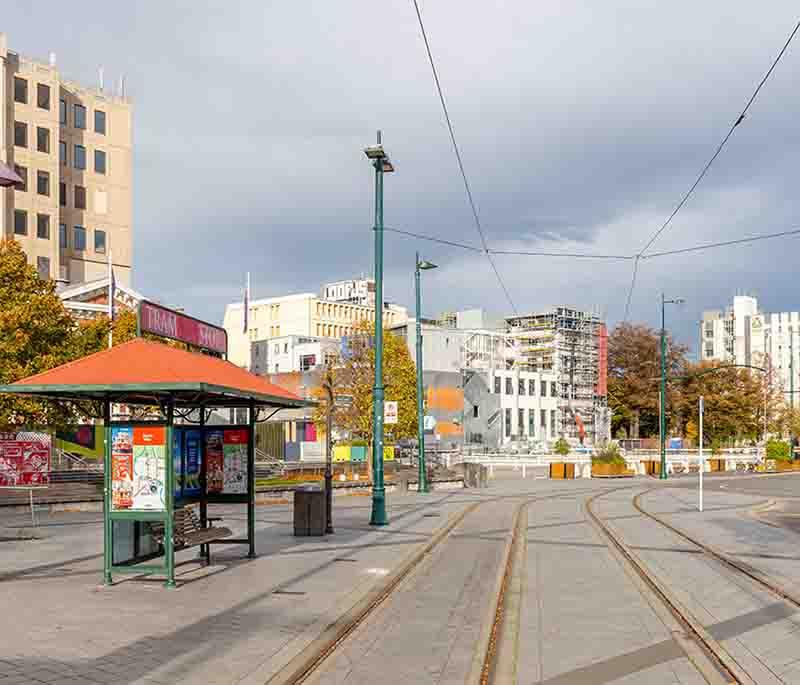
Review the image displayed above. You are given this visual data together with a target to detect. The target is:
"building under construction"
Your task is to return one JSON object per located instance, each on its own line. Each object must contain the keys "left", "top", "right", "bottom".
{"left": 506, "top": 307, "right": 609, "bottom": 444}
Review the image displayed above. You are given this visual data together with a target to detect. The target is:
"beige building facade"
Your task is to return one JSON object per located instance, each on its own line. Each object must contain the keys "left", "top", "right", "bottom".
{"left": 224, "top": 291, "right": 408, "bottom": 369}
{"left": 0, "top": 33, "right": 132, "bottom": 285}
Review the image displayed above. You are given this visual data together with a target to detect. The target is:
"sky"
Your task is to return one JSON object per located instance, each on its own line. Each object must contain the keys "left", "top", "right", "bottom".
{"left": 4, "top": 2, "right": 800, "bottom": 351}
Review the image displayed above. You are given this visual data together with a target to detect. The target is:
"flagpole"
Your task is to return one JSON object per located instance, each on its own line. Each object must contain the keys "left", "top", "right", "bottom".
{"left": 107, "top": 250, "right": 114, "bottom": 349}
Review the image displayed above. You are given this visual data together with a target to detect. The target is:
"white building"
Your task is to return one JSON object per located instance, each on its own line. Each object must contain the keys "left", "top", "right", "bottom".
{"left": 223, "top": 285, "right": 407, "bottom": 369}
{"left": 251, "top": 335, "right": 340, "bottom": 376}
{"left": 321, "top": 277, "right": 375, "bottom": 307}
{"left": 700, "top": 295, "right": 800, "bottom": 404}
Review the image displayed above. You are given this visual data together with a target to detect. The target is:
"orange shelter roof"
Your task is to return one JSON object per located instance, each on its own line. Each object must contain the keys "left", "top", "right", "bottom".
{"left": 0, "top": 338, "right": 307, "bottom": 408}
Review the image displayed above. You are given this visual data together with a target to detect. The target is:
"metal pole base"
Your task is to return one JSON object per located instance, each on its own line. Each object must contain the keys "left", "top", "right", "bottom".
{"left": 370, "top": 494, "right": 389, "bottom": 526}
{"left": 247, "top": 552, "right": 257, "bottom": 560}
{"left": 325, "top": 472, "right": 334, "bottom": 534}
{"left": 659, "top": 471, "right": 668, "bottom": 480}
{"left": 103, "top": 573, "right": 113, "bottom": 586}
{"left": 164, "top": 579, "right": 177, "bottom": 589}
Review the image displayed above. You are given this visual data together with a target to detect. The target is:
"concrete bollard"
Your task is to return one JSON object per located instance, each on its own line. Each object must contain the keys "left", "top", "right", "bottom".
{"left": 522, "top": 464, "right": 527, "bottom": 479}
{"left": 489, "top": 464, "right": 494, "bottom": 478}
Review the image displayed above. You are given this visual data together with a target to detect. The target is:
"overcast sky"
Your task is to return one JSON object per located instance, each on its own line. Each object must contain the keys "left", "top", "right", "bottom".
{"left": 5, "top": 2, "right": 800, "bottom": 350}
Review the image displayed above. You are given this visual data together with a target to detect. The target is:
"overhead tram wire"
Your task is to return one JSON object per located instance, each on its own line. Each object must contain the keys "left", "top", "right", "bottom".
{"left": 621, "top": 17, "right": 800, "bottom": 320}
{"left": 410, "top": 0, "right": 518, "bottom": 314}
{"left": 383, "top": 227, "right": 483, "bottom": 252}
{"left": 492, "top": 248, "right": 632, "bottom": 260}
{"left": 641, "top": 226, "right": 800, "bottom": 259}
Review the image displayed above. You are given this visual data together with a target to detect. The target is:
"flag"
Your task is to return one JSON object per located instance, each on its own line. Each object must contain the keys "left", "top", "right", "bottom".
{"left": 108, "top": 250, "right": 115, "bottom": 348}
{"left": 242, "top": 272, "right": 250, "bottom": 334}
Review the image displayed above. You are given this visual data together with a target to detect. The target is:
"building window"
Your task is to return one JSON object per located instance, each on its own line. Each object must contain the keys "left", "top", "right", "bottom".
{"left": 551, "top": 410, "right": 557, "bottom": 436}
{"left": 59, "top": 141, "right": 67, "bottom": 165}
{"left": 74, "top": 226, "right": 86, "bottom": 251}
{"left": 518, "top": 408, "right": 525, "bottom": 436}
{"left": 37, "top": 126, "right": 50, "bottom": 153}
{"left": 14, "top": 210, "right": 27, "bottom": 236}
{"left": 74, "top": 185, "right": 86, "bottom": 209}
{"left": 14, "top": 121, "right": 27, "bottom": 148}
{"left": 14, "top": 166, "right": 27, "bottom": 192}
{"left": 473, "top": 405, "right": 479, "bottom": 419}
{"left": 95, "top": 110, "right": 106, "bottom": 134}
{"left": 37, "top": 256, "right": 50, "bottom": 280}
{"left": 37, "top": 84, "right": 50, "bottom": 110}
{"left": 540, "top": 409, "right": 547, "bottom": 431}
{"left": 59, "top": 223, "right": 67, "bottom": 249}
{"left": 705, "top": 342, "right": 713, "bottom": 358}
{"left": 74, "top": 104, "right": 86, "bottom": 129}
{"left": 94, "top": 229, "right": 106, "bottom": 254}
{"left": 37, "top": 170, "right": 50, "bottom": 197}
{"left": 505, "top": 409, "right": 511, "bottom": 438}
{"left": 704, "top": 322, "right": 714, "bottom": 338}
{"left": 528, "top": 410, "right": 535, "bottom": 437}
{"left": 37, "top": 214, "right": 50, "bottom": 240}
{"left": 505, "top": 377, "right": 513, "bottom": 395}
{"left": 529, "top": 379, "right": 535, "bottom": 396}
{"left": 494, "top": 376, "right": 501, "bottom": 394}
{"left": 59, "top": 98, "right": 67, "bottom": 124}
{"left": 550, "top": 381, "right": 557, "bottom": 398}
{"left": 94, "top": 149, "right": 107, "bottom": 174}
{"left": 74, "top": 145, "right": 86, "bottom": 170}
{"left": 518, "top": 378, "right": 526, "bottom": 395}
{"left": 14, "top": 77, "right": 27, "bottom": 104}
{"left": 540, "top": 380, "right": 546, "bottom": 397}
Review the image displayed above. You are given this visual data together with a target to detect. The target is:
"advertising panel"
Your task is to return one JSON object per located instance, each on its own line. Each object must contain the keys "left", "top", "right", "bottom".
{"left": 111, "top": 426, "right": 166, "bottom": 511}
{"left": 205, "top": 430, "right": 225, "bottom": 494}
{"left": 0, "top": 431, "right": 51, "bottom": 487}
{"left": 222, "top": 429, "right": 248, "bottom": 494}
{"left": 173, "top": 428, "right": 203, "bottom": 498}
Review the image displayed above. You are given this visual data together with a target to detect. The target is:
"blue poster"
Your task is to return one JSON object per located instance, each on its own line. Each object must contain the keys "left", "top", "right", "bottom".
{"left": 184, "top": 429, "right": 202, "bottom": 495}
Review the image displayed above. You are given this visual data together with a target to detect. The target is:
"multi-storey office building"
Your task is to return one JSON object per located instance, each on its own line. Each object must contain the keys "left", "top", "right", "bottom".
{"left": 0, "top": 34, "right": 132, "bottom": 285}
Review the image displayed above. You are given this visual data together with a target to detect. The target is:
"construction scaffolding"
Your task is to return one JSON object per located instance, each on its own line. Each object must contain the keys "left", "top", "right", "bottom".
{"left": 506, "top": 307, "right": 608, "bottom": 443}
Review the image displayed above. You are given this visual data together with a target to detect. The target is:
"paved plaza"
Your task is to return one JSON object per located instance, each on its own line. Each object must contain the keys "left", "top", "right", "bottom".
{"left": 3, "top": 472, "right": 800, "bottom": 683}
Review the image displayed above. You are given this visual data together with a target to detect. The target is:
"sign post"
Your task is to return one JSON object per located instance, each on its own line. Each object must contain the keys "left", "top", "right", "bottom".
{"left": 699, "top": 395, "right": 704, "bottom": 513}
{"left": 384, "top": 401, "right": 398, "bottom": 425}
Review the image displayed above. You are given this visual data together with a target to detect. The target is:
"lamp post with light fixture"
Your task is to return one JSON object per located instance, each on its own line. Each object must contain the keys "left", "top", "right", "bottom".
{"left": 415, "top": 253, "right": 437, "bottom": 493}
{"left": 660, "top": 293, "right": 685, "bottom": 480}
{"left": 364, "top": 132, "right": 394, "bottom": 526}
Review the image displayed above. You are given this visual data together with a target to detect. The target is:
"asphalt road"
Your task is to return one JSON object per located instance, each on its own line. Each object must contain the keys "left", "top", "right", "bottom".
{"left": 669, "top": 471, "right": 800, "bottom": 498}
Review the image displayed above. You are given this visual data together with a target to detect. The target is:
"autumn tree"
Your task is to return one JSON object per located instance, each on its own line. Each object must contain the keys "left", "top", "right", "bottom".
{"left": 311, "top": 320, "right": 418, "bottom": 447}
{"left": 608, "top": 323, "right": 687, "bottom": 439}
{"left": 0, "top": 241, "right": 77, "bottom": 426}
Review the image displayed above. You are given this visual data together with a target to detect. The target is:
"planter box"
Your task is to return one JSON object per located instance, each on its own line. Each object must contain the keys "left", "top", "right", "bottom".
{"left": 640, "top": 460, "right": 661, "bottom": 476}
{"left": 333, "top": 445, "right": 350, "bottom": 463}
{"left": 766, "top": 459, "right": 800, "bottom": 472}
{"left": 709, "top": 458, "right": 726, "bottom": 472}
{"left": 350, "top": 445, "right": 367, "bottom": 463}
{"left": 549, "top": 462, "right": 575, "bottom": 479}
{"left": 591, "top": 462, "right": 634, "bottom": 478}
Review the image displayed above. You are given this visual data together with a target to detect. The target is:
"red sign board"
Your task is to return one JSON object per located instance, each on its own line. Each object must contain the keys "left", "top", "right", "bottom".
{"left": 0, "top": 432, "right": 51, "bottom": 487}
{"left": 139, "top": 301, "right": 227, "bottom": 355}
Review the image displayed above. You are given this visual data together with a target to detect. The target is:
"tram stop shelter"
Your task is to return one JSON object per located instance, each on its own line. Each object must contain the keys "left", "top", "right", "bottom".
{"left": 0, "top": 337, "right": 307, "bottom": 587}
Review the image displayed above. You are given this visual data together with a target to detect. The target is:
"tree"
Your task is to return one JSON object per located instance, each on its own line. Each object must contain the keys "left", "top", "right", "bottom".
{"left": 672, "top": 361, "right": 782, "bottom": 445}
{"left": 608, "top": 323, "right": 687, "bottom": 439}
{"left": 311, "top": 319, "right": 418, "bottom": 448}
{"left": 0, "top": 241, "right": 77, "bottom": 426}
{"left": 67, "top": 309, "right": 139, "bottom": 359}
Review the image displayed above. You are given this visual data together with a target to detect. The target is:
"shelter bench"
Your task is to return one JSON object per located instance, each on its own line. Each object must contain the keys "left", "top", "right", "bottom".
{"left": 151, "top": 505, "right": 232, "bottom": 564}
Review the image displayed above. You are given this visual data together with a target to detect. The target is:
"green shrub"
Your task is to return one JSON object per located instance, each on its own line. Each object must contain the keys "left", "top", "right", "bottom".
{"left": 350, "top": 439, "right": 368, "bottom": 447}
{"left": 553, "top": 437, "right": 571, "bottom": 456}
{"left": 766, "top": 439, "right": 792, "bottom": 461}
{"left": 592, "top": 442, "right": 626, "bottom": 466}
{"left": 710, "top": 438, "right": 722, "bottom": 456}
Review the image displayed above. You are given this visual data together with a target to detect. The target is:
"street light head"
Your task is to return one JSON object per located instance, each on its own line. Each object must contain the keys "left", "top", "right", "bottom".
{"left": 381, "top": 157, "right": 395, "bottom": 173}
{"left": 417, "top": 259, "right": 438, "bottom": 271}
{"left": 675, "top": 298, "right": 686, "bottom": 306}
{"left": 364, "top": 144, "right": 386, "bottom": 160}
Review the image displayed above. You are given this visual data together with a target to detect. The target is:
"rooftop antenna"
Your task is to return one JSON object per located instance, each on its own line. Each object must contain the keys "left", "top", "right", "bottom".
{"left": 48, "top": 52, "right": 56, "bottom": 68}
{"left": 98, "top": 66, "right": 104, "bottom": 92}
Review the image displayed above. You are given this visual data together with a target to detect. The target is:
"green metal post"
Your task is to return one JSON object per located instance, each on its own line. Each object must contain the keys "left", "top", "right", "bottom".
{"left": 370, "top": 132, "right": 388, "bottom": 526}
{"left": 660, "top": 294, "right": 668, "bottom": 480}
{"left": 415, "top": 254, "right": 428, "bottom": 493}
{"left": 164, "top": 401, "right": 176, "bottom": 588}
{"left": 248, "top": 400, "right": 256, "bottom": 558}
{"left": 103, "top": 400, "right": 112, "bottom": 585}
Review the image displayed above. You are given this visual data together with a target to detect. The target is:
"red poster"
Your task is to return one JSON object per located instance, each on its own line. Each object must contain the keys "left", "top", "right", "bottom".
{"left": 206, "top": 430, "right": 224, "bottom": 494}
{"left": 0, "top": 432, "right": 51, "bottom": 487}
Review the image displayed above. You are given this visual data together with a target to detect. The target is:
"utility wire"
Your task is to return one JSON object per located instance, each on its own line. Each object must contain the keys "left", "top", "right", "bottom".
{"left": 623, "top": 256, "right": 640, "bottom": 323}
{"left": 492, "top": 248, "right": 632, "bottom": 259}
{"left": 639, "top": 19, "right": 800, "bottom": 257}
{"left": 384, "top": 227, "right": 483, "bottom": 252}
{"left": 642, "top": 226, "right": 800, "bottom": 259}
{"left": 411, "top": 0, "right": 518, "bottom": 313}
{"left": 622, "top": 18, "right": 800, "bottom": 319}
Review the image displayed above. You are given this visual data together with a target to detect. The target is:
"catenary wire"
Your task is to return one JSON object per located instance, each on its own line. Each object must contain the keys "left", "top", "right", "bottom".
{"left": 383, "top": 227, "right": 484, "bottom": 252}
{"left": 411, "top": 0, "right": 518, "bottom": 314}
{"left": 623, "top": 256, "right": 640, "bottom": 323}
{"left": 492, "top": 248, "right": 632, "bottom": 259}
{"left": 641, "top": 226, "right": 800, "bottom": 259}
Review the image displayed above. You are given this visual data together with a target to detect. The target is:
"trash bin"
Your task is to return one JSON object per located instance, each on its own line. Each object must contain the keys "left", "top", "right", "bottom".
{"left": 294, "top": 485, "right": 327, "bottom": 536}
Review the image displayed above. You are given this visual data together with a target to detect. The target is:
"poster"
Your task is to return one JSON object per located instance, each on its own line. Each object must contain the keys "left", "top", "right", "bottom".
{"left": 112, "top": 426, "right": 166, "bottom": 511}
{"left": 111, "top": 427, "right": 133, "bottom": 509}
{"left": 0, "top": 432, "right": 51, "bottom": 487}
{"left": 206, "top": 430, "right": 224, "bottom": 494}
{"left": 184, "top": 429, "right": 202, "bottom": 495}
{"left": 222, "top": 430, "right": 247, "bottom": 494}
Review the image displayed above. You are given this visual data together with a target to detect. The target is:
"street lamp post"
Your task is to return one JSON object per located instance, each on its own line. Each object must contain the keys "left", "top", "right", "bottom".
{"left": 415, "top": 253, "right": 437, "bottom": 493}
{"left": 364, "top": 132, "right": 394, "bottom": 526}
{"left": 660, "top": 293, "right": 685, "bottom": 480}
